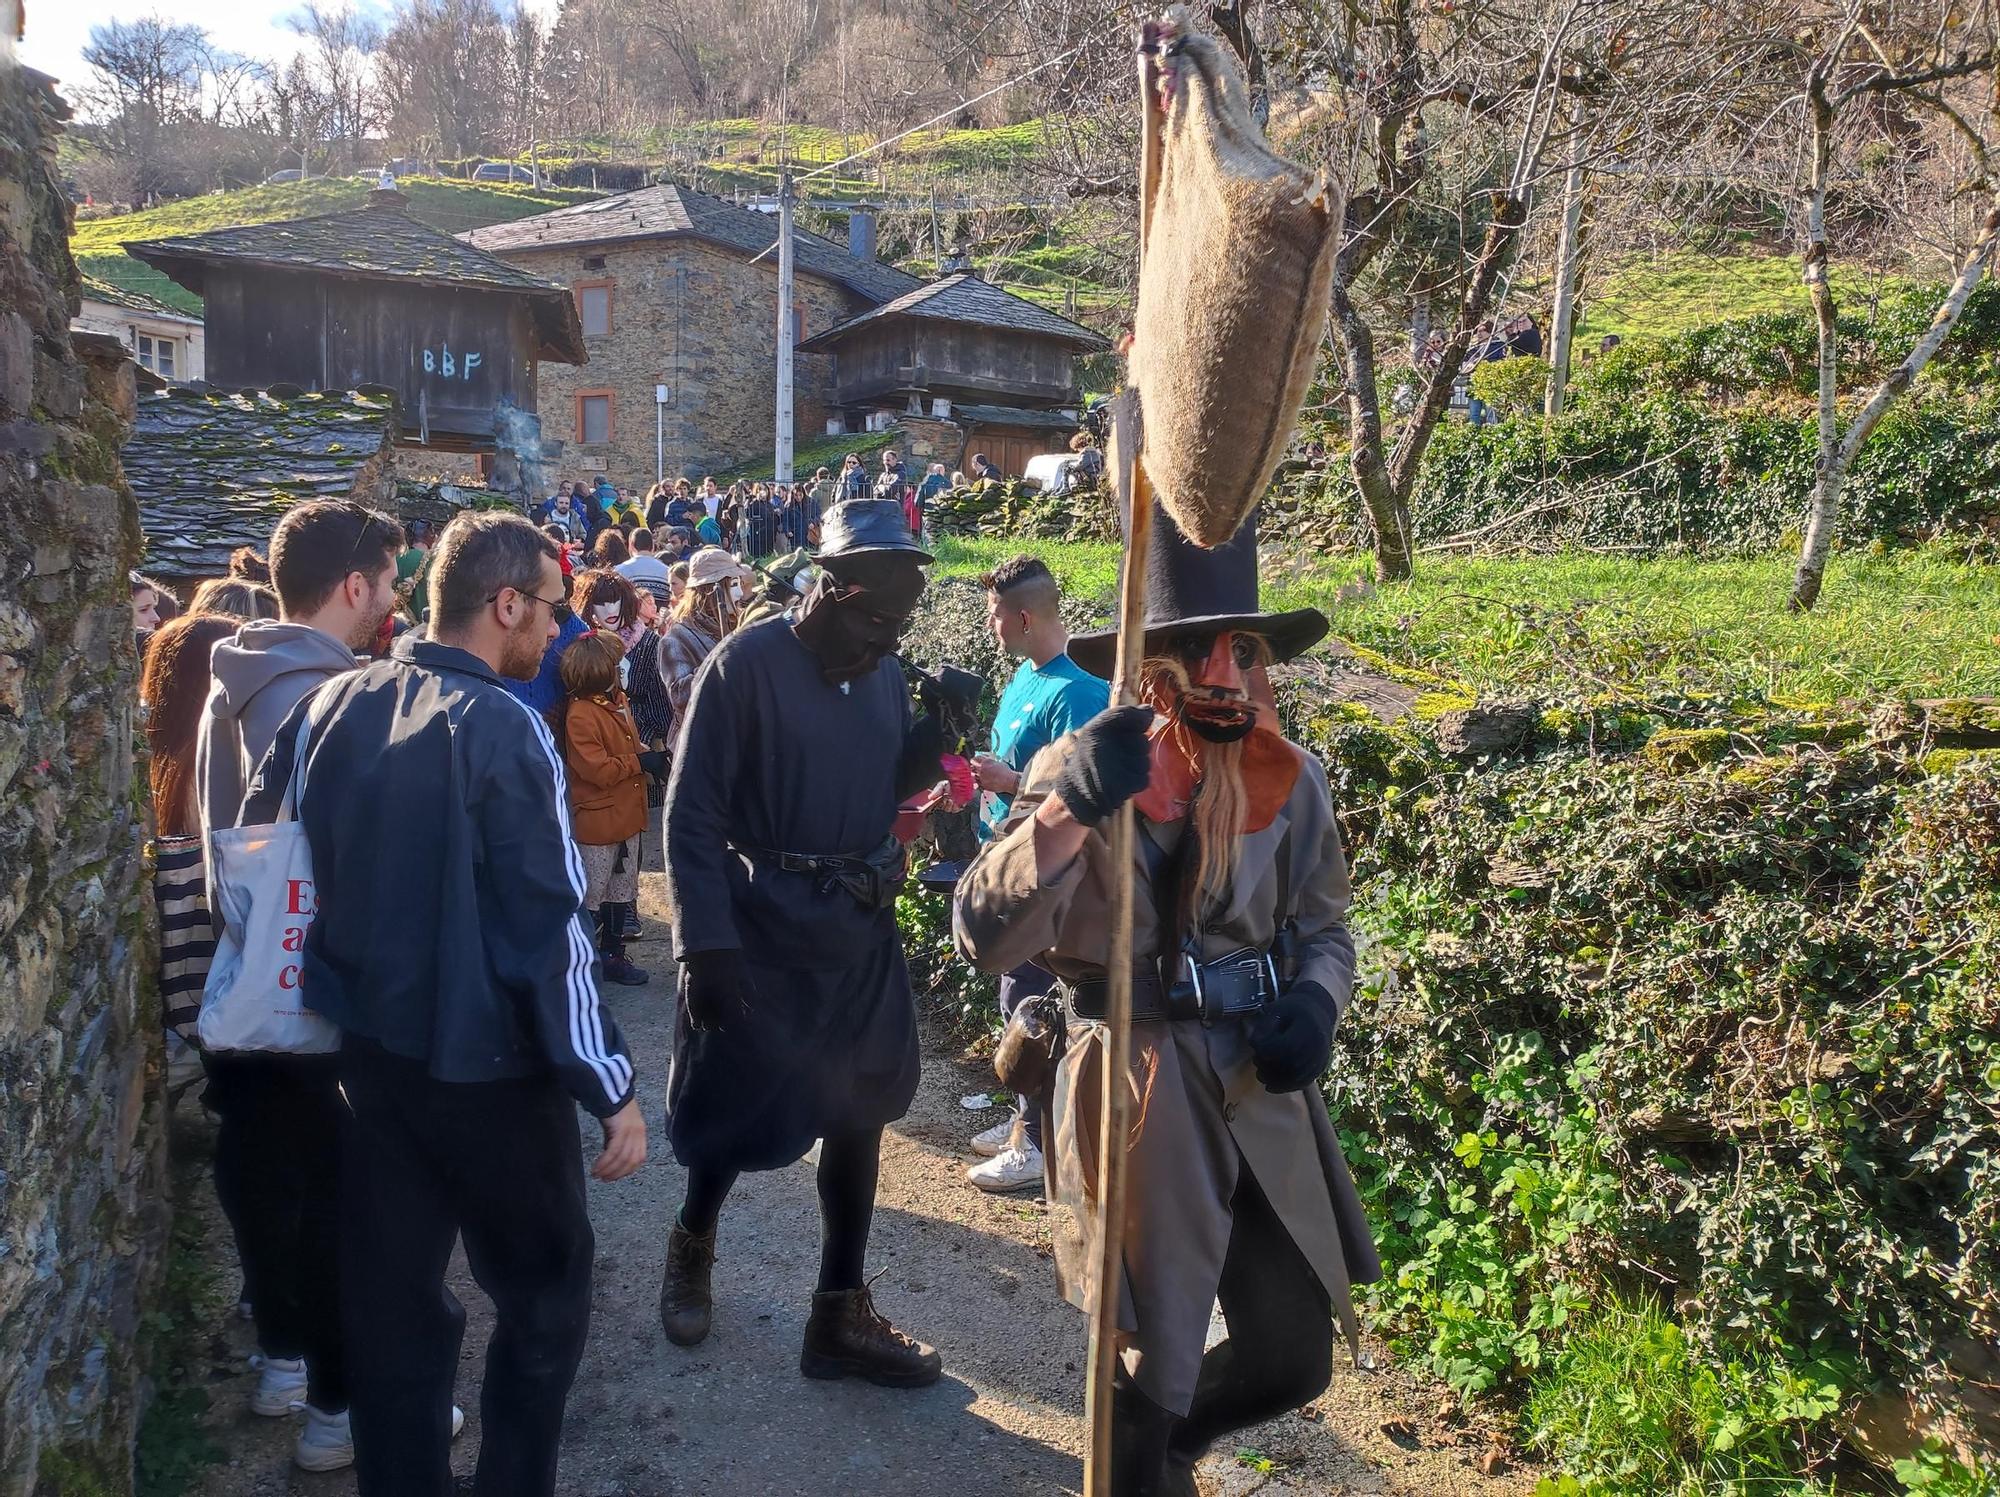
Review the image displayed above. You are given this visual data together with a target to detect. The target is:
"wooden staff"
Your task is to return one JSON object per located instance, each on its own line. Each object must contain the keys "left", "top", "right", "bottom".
{"left": 1084, "top": 24, "right": 1166, "bottom": 1497}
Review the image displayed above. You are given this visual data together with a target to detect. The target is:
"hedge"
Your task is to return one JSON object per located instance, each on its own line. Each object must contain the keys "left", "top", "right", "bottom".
{"left": 894, "top": 574, "right": 2000, "bottom": 1489}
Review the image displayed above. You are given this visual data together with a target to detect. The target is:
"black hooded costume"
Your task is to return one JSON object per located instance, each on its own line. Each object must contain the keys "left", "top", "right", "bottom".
{"left": 662, "top": 503, "right": 943, "bottom": 1171}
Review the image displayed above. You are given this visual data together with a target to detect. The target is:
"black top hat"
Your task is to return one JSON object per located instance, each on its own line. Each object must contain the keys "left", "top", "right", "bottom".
{"left": 1067, "top": 502, "right": 1327, "bottom": 679}
{"left": 818, "top": 499, "right": 933, "bottom": 564}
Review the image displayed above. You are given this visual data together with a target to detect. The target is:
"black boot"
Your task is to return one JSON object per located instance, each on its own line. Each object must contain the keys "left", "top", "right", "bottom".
{"left": 658, "top": 1221, "right": 716, "bottom": 1347}
{"left": 597, "top": 906, "right": 648, "bottom": 987}
{"left": 799, "top": 1285, "right": 942, "bottom": 1387}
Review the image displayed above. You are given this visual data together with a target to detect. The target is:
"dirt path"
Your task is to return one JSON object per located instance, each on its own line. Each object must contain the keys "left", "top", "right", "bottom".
{"left": 180, "top": 879, "right": 1530, "bottom": 1496}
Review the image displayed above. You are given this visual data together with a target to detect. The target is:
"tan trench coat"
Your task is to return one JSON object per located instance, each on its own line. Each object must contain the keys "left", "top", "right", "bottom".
{"left": 953, "top": 734, "right": 1381, "bottom": 1415}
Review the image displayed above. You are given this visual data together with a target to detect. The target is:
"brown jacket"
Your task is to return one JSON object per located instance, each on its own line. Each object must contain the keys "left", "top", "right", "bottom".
{"left": 562, "top": 691, "right": 647, "bottom": 846}
{"left": 953, "top": 733, "right": 1379, "bottom": 1416}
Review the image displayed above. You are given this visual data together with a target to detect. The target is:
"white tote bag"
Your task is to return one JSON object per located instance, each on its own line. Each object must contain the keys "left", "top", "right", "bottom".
{"left": 197, "top": 703, "right": 341, "bottom": 1055}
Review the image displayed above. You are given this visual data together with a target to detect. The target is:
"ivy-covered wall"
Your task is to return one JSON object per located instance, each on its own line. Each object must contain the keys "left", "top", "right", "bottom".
{"left": 0, "top": 68, "right": 164, "bottom": 1497}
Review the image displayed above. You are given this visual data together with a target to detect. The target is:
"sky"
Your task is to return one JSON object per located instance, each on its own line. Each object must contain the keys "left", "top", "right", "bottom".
{"left": 20, "top": 0, "right": 559, "bottom": 106}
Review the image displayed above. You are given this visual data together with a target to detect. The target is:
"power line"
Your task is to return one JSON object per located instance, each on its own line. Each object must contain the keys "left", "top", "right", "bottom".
{"left": 794, "top": 32, "right": 1111, "bottom": 185}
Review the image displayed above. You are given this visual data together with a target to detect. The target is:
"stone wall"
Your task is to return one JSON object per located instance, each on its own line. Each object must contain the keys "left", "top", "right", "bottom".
{"left": 496, "top": 238, "right": 869, "bottom": 488}
{"left": 0, "top": 69, "right": 165, "bottom": 1497}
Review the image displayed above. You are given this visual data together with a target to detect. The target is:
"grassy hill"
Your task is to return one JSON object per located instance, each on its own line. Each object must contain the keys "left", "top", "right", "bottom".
{"left": 1572, "top": 249, "right": 1909, "bottom": 344}
{"left": 72, "top": 176, "right": 606, "bottom": 315}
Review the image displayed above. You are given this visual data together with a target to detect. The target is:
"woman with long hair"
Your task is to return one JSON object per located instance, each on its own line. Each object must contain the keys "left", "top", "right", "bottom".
{"left": 590, "top": 527, "right": 631, "bottom": 569}
{"left": 143, "top": 612, "right": 238, "bottom": 1084}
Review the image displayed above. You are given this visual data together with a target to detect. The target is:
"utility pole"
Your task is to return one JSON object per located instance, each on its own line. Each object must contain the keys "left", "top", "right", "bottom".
{"left": 1544, "top": 107, "right": 1589, "bottom": 418}
{"left": 775, "top": 166, "right": 797, "bottom": 483}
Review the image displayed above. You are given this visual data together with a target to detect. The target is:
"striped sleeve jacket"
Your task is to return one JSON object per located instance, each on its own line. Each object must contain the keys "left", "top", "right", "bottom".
{"left": 247, "top": 635, "right": 636, "bottom": 1117}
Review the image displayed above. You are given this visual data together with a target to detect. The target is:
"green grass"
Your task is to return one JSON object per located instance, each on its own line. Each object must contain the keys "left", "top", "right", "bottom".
{"left": 1576, "top": 250, "right": 1909, "bottom": 345}
{"left": 711, "top": 429, "right": 898, "bottom": 485}
{"left": 1522, "top": 1298, "right": 1846, "bottom": 1497}
{"left": 932, "top": 539, "right": 1999, "bottom": 703}
{"left": 73, "top": 175, "right": 607, "bottom": 315}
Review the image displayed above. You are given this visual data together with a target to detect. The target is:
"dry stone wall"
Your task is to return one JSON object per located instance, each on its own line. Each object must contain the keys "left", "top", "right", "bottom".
{"left": 0, "top": 67, "right": 165, "bottom": 1497}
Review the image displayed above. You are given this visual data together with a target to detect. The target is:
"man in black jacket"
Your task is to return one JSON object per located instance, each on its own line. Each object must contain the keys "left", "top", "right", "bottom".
{"left": 256, "top": 510, "right": 645, "bottom": 1497}
{"left": 658, "top": 499, "right": 950, "bottom": 1388}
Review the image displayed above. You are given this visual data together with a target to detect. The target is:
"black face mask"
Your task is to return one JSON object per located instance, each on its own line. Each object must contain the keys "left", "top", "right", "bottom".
{"left": 793, "top": 564, "right": 924, "bottom": 685}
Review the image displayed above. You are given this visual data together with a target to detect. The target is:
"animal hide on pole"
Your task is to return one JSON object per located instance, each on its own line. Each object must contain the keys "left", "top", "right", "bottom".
{"left": 1129, "top": 4, "right": 1342, "bottom": 550}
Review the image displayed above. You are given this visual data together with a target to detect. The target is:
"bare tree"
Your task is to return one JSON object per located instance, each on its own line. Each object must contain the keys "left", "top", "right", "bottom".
{"left": 288, "top": 0, "right": 382, "bottom": 165}
{"left": 1787, "top": 1, "right": 1999, "bottom": 610}
{"left": 79, "top": 16, "right": 212, "bottom": 199}
{"left": 375, "top": 0, "right": 511, "bottom": 159}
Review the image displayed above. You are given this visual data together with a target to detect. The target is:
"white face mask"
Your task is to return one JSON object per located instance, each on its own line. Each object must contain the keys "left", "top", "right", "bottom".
{"left": 590, "top": 602, "right": 620, "bottom": 629}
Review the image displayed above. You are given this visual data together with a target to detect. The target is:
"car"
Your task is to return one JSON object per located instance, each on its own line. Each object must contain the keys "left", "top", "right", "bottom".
{"left": 471, "top": 162, "right": 537, "bottom": 185}
{"left": 1023, "top": 453, "right": 1081, "bottom": 494}
{"left": 263, "top": 169, "right": 304, "bottom": 184}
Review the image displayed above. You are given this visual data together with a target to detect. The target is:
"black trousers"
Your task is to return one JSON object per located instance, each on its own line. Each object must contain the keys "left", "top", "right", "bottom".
{"left": 338, "top": 1039, "right": 595, "bottom": 1497}
{"left": 204, "top": 1051, "right": 348, "bottom": 1410}
{"left": 1115, "top": 1163, "right": 1335, "bottom": 1495}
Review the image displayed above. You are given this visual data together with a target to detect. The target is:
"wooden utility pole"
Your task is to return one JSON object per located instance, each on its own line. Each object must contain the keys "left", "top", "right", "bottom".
{"left": 1084, "top": 30, "right": 1164, "bottom": 1497}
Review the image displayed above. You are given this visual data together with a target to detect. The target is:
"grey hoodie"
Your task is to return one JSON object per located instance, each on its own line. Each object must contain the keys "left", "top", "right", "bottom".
{"left": 195, "top": 620, "right": 358, "bottom": 836}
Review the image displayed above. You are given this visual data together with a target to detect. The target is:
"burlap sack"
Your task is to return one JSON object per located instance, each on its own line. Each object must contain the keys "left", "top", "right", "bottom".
{"left": 1131, "top": 9, "right": 1340, "bottom": 549}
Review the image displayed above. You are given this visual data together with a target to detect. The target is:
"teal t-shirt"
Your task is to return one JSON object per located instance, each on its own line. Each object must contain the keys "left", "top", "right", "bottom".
{"left": 979, "top": 653, "right": 1111, "bottom": 839}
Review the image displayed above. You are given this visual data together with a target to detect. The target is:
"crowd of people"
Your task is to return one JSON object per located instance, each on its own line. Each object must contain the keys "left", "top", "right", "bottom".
{"left": 129, "top": 459, "right": 1369, "bottom": 1495}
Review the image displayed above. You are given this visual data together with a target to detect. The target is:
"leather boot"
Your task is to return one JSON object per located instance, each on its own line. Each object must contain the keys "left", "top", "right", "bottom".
{"left": 658, "top": 1222, "right": 716, "bottom": 1347}
{"left": 798, "top": 1285, "right": 942, "bottom": 1387}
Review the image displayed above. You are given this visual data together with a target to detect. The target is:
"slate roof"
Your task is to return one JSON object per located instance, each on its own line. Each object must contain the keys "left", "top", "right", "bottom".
{"left": 949, "top": 403, "right": 1085, "bottom": 430}
{"left": 125, "top": 201, "right": 586, "bottom": 363}
{"left": 78, "top": 272, "right": 200, "bottom": 322}
{"left": 458, "top": 183, "right": 926, "bottom": 305}
{"left": 125, "top": 387, "right": 398, "bottom": 579}
{"left": 796, "top": 273, "right": 1110, "bottom": 352}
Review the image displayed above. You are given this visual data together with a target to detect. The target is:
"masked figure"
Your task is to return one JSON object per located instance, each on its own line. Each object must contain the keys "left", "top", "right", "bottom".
{"left": 660, "top": 499, "right": 953, "bottom": 1388}
{"left": 953, "top": 508, "right": 1380, "bottom": 1495}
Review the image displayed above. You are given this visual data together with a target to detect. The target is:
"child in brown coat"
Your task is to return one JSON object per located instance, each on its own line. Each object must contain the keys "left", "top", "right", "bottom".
{"left": 556, "top": 629, "right": 663, "bottom": 985}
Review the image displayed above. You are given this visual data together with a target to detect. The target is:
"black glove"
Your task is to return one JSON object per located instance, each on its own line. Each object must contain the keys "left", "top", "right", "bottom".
{"left": 1054, "top": 705, "right": 1156, "bottom": 827}
{"left": 1242, "top": 981, "right": 1339, "bottom": 1093}
{"left": 637, "top": 749, "right": 668, "bottom": 779}
{"left": 680, "top": 949, "right": 754, "bottom": 1033}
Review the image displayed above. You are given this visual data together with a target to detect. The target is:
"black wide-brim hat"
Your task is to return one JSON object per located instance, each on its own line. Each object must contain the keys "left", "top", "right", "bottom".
{"left": 1067, "top": 502, "right": 1328, "bottom": 679}
{"left": 818, "top": 498, "right": 933, "bottom": 564}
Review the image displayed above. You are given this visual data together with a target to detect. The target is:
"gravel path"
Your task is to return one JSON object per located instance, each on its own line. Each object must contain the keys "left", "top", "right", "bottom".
{"left": 181, "top": 878, "right": 1531, "bottom": 1496}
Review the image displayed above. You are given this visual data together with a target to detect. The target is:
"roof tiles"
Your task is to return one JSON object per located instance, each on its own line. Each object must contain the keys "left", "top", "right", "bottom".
{"left": 126, "top": 387, "right": 398, "bottom": 579}
{"left": 797, "top": 273, "right": 1109, "bottom": 351}
{"left": 459, "top": 182, "right": 925, "bottom": 304}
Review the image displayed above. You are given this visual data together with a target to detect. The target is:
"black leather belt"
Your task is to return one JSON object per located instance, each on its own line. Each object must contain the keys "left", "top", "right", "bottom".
{"left": 1068, "top": 948, "right": 1278, "bottom": 1024}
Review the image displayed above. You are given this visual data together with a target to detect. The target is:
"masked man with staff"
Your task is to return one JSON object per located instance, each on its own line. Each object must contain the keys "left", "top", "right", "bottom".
{"left": 953, "top": 509, "right": 1380, "bottom": 1495}
{"left": 659, "top": 498, "right": 969, "bottom": 1388}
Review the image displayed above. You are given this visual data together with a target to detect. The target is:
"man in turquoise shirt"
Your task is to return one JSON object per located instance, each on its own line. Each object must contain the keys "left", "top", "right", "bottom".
{"left": 965, "top": 555, "right": 1109, "bottom": 1192}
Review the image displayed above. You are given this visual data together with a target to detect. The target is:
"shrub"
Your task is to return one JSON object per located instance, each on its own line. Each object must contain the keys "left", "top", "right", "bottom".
{"left": 1471, "top": 355, "right": 1552, "bottom": 416}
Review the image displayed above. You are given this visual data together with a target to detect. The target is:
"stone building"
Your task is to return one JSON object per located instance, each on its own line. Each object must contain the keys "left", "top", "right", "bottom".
{"left": 460, "top": 184, "right": 920, "bottom": 485}
{"left": 460, "top": 184, "right": 1108, "bottom": 485}
{"left": 0, "top": 68, "right": 164, "bottom": 1497}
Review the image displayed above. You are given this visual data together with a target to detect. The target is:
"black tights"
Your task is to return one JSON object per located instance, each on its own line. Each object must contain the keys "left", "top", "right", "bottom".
{"left": 677, "top": 1126, "right": 883, "bottom": 1293}
{"left": 594, "top": 902, "right": 631, "bottom": 961}
{"left": 1114, "top": 1164, "right": 1335, "bottom": 1496}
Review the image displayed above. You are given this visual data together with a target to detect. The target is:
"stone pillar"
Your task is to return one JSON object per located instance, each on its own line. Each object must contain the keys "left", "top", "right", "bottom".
{"left": 0, "top": 67, "right": 165, "bottom": 1497}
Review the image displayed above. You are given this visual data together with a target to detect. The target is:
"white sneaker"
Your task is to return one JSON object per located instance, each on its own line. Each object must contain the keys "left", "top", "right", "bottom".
{"left": 249, "top": 1355, "right": 307, "bottom": 1416}
{"left": 970, "top": 1114, "right": 1019, "bottom": 1158}
{"left": 294, "top": 1406, "right": 353, "bottom": 1472}
{"left": 292, "top": 1404, "right": 461, "bottom": 1471}
{"left": 968, "top": 1142, "right": 1044, "bottom": 1193}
